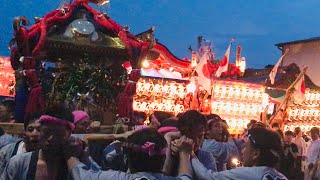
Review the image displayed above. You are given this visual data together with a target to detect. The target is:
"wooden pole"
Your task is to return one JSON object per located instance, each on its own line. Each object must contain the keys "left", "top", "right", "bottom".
{"left": 269, "top": 66, "right": 307, "bottom": 126}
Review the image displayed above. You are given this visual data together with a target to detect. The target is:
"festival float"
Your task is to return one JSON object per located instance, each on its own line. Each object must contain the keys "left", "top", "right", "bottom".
{"left": 243, "top": 61, "right": 320, "bottom": 133}
{"left": 6, "top": 0, "right": 268, "bottom": 134}
{"left": 8, "top": 0, "right": 148, "bottom": 124}
{"left": 131, "top": 36, "right": 267, "bottom": 134}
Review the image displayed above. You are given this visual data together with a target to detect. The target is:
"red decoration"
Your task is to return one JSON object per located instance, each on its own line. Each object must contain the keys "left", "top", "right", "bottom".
{"left": 0, "top": 57, "right": 15, "bottom": 97}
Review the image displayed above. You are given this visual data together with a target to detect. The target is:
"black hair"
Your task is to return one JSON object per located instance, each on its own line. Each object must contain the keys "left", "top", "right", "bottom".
{"left": 149, "top": 111, "right": 174, "bottom": 125}
{"left": 44, "top": 104, "right": 73, "bottom": 123}
{"left": 0, "top": 99, "right": 15, "bottom": 114}
{"left": 206, "top": 114, "right": 221, "bottom": 129}
{"left": 247, "top": 119, "right": 258, "bottom": 129}
{"left": 276, "top": 129, "right": 284, "bottom": 139}
{"left": 285, "top": 131, "right": 294, "bottom": 136}
{"left": 125, "top": 128, "right": 167, "bottom": 173}
{"left": 311, "top": 127, "right": 320, "bottom": 135}
{"left": 24, "top": 113, "right": 42, "bottom": 130}
{"left": 251, "top": 122, "right": 266, "bottom": 129}
{"left": 132, "top": 111, "right": 147, "bottom": 125}
{"left": 271, "top": 123, "right": 280, "bottom": 128}
{"left": 294, "top": 127, "right": 301, "bottom": 136}
{"left": 160, "top": 117, "right": 178, "bottom": 128}
{"left": 177, "top": 110, "right": 207, "bottom": 136}
{"left": 248, "top": 127, "right": 283, "bottom": 168}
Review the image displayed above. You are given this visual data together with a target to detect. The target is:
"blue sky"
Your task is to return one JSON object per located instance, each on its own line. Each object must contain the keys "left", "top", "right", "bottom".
{"left": 1, "top": 0, "right": 320, "bottom": 68}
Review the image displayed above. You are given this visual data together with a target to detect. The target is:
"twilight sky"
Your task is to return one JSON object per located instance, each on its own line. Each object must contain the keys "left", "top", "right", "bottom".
{"left": 1, "top": 0, "right": 320, "bottom": 68}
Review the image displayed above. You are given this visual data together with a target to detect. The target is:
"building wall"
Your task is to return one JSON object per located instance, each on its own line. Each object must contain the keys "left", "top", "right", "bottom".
{"left": 282, "top": 41, "right": 320, "bottom": 86}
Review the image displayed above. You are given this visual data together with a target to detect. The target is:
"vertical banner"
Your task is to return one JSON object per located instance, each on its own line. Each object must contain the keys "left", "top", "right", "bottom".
{"left": 236, "top": 46, "right": 241, "bottom": 67}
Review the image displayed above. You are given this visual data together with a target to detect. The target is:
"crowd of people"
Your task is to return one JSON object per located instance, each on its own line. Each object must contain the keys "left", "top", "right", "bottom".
{"left": 0, "top": 104, "right": 319, "bottom": 179}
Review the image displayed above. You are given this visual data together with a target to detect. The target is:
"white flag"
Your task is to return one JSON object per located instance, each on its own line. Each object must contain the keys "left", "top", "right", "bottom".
{"left": 269, "top": 52, "right": 288, "bottom": 84}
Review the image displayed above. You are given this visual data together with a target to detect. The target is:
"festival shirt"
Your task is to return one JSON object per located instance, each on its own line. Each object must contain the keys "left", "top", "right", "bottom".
{"left": 291, "top": 137, "right": 307, "bottom": 157}
{"left": 1, "top": 151, "right": 37, "bottom": 180}
{"left": 196, "top": 149, "right": 217, "bottom": 172}
{"left": 0, "top": 134, "right": 16, "bottom": 149}
{"left": 201, "top": 139, "right": 239, "bottom": 171}
{"left": 0, "top": 141, "right": 23, "bottom": 175}
{"left": 306, "top": 139, "right": 320, "bottom": 165}
{"left": 191, "top": 158, "right": 288, "bottom": 180}
{"left": 71, "top": 161, "right": 192, "bottom": 180}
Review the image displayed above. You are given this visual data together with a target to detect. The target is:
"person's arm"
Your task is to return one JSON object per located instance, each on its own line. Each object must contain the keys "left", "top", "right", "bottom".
{"left": 83, "top": 130, "right": 136, "bottom": 143}
{"left": 177, "top": 152, "right": 192, "bottom": 179}
{"left": 202, "top": 139, "right": 238, "bottom": 163}
{"left": 162, "top": 131, "right": 181, "bottom": 175}
{"left": 176, "top": 136, "right": 193, "bottom": 178}
{"left": 67, "top": 157, "right": 122, "bottom": 180}
{"left": 191, "top": 156, "right": 215, "bottom": 180}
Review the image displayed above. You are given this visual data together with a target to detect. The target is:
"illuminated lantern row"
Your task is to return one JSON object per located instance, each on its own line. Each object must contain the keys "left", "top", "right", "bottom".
{"left": 304, "top": 91, "right": 320, "bottom": 105}
{"left": 133, "top": 78, "right": 192, "bottom": 115}
{"left": 284, "top": 122, "right": 320, "bottom": 133}
{"left": 287, "top": 107, "right": 320, "bottom": 121}
{"left": 136, "top": 78, "right": 192, "bottom": 99}
{"left": 211, "top": 101, "right": 262, "bottom": 117}
{"left": 212, "top": 81, "right": 264, "bottom": 102}
{"left": 225, "top": 117, "right": 250, "bottom": 135}
{"left": 133, "top": 100, "right": 185, "bottom": 115}
{"left": 0, "top": 57, "right": 15, "bottom": 97}
{"left": 211, "top": 80, "right": 265, "bottom": 133}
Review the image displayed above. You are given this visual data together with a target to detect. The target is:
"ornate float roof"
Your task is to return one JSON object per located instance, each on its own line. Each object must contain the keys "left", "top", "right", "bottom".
{"left": 11, "top": 0, "right": 142, "bottom": 67}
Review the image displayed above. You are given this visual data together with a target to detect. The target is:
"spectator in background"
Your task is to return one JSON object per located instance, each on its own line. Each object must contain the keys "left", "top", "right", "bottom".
{"left": 0, "top": 128, "right": 15, "bottom": 150}
{"left": 149, "top": 111, "right": 174, "bottom": 129}
{"left": 306, "top": 127, "right": 320, "bottom": 180}
{"left": 282, "top": 131, "right": 299, "bottom": 180}
{"left": 292, "top": 127, "right": 307, "bottom": 178}
{"left": 271, "top": 123, "right": 280, "bottom": 131}
{"left": 272, "top": 123, "right": 284, "bottom": 139}
{"left": 131, "top": 111, "right": 147, "bottom": 126}
{"left": 0, "top": 99, "right": 15, "bottom": 123}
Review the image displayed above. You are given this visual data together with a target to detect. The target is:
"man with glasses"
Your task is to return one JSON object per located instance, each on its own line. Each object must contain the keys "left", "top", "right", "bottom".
{"left": 0, "top": 115, "right": 42, "bottom": 175}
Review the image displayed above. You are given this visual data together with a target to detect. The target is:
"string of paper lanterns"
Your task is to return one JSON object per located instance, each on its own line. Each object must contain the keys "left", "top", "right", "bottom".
{"left": 211, "top": 80, "right": 265, "bottom": 133}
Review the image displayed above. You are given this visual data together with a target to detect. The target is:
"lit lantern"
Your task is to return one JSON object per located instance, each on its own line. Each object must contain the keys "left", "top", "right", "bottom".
{"left": 142, "top": 60, "right": 150, "bottom": 69}
{"left": 186, "top": 82, "right": 196, "bottom": 93}
{"left": 239, "top": 57, "right": 246, "bottom": 73}
{"left": 191, "top": 52, "right": 197, "bottom": 68}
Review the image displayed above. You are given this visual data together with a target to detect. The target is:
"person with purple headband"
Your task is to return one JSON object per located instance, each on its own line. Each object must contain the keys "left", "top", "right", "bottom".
{"left": 0, "top": 114, "right": 42, "bottom": 175}
{"left": 1, "top": 104, "right": 76, "bottom": 180}
{"left": 65, "top": 128, "right": 193, "bottom": 180}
